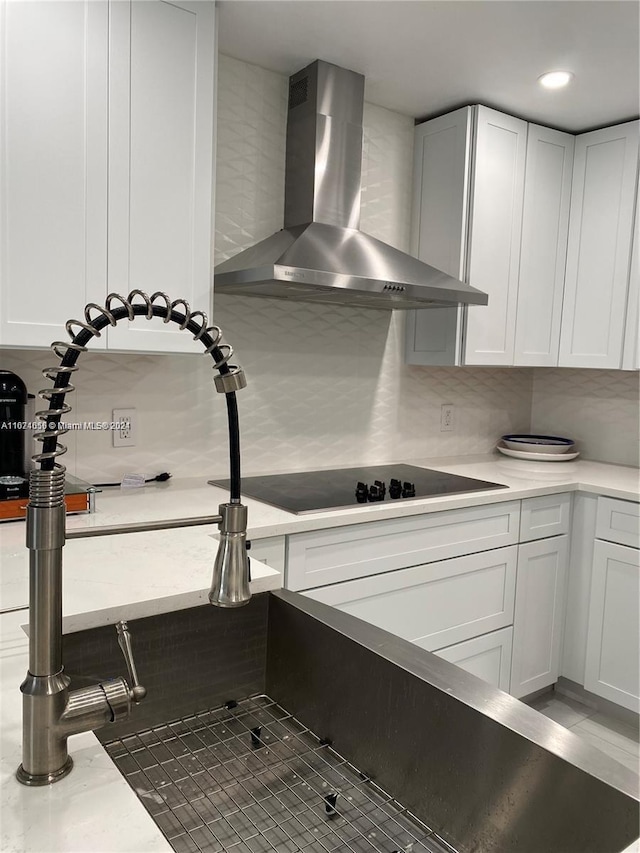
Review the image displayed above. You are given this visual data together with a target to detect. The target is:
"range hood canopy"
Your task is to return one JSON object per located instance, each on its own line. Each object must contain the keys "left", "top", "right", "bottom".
{"left": 214, "top": 60, "right": 488, "bottom": 311}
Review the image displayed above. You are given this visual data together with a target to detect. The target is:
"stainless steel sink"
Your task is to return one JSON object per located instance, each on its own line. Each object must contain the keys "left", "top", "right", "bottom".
{"left": 62, "top": 590, "right": 638, "bottom": 853}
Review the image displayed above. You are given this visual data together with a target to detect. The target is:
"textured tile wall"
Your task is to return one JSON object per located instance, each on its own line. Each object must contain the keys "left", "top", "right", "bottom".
{"left": 531, "top": 369, "right": 640, "bottom": 467}
{"left": 2, "top": 55, "right": 542, "bottom": 483}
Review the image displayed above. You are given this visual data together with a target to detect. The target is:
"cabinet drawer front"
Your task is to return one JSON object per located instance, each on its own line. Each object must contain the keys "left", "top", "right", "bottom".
{"left": 595, "top": 497, "right": 640, "bottom": 548}
{"left": 286, "top": 502, "right": 520, "bottom": 591}
{"left": 520, "top": 493, "right": 571, "bottom": 542}
{"left": 434, "top": 627, "right": 513, "bottom": 692}
{"left": 305, "top": 546, "right": 517, "bottom": 652}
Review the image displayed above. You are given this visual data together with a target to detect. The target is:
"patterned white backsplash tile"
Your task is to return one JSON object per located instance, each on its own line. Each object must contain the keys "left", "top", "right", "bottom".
{"left": 361, "top": 102, "right": 414, "bottom": 250}
{"left": 531, "top": 368, "right": 640, "bottom": 467}
{"left": 214, "top": 55, "right": 287, "bottom": 265}
{"left": 1, "top": 337, "right": 533, "bottom": 484}
{"left": 7, "top": 332, "right": 636, "bottom": 483}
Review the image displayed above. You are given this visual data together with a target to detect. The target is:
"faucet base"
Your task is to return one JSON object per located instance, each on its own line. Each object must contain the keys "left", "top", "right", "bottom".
{"left": 16, "top": 756, "right": 73, "bottom": 786}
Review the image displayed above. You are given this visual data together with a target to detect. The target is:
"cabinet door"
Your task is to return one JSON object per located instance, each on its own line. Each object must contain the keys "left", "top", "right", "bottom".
{"left": 0, "top": 0, "right": 108, "bottom": 349}
{"left": 584, "top": 540, "right": 640, "bottom": 712}
{"left": 560, "top": 493, "right": 598, "bottom": 685}
{"left": 405, "top": 108, "right": 471, "bottom": 366}
{"left": 622, "top": 187, "right": 639, "bottom": 371}
{"left": 514, "top": 125, "right": 574, "bottom": 366}
{"left": 464, "top": 107, "right": 527, "bottom": 365}
{"left": 434, "top": 627, "right": 513, "bottom": 692}
{"left": 107, "top": 0, "right": 215, "bottom": 353}
{"left": 559, "top": 121, "right": 639, "bottom": 368}
{"left": 510, "top": 535, "right": 569, "bottom": 699}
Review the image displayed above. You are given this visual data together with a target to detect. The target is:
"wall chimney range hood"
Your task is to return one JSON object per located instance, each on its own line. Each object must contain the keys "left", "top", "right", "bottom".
{"left": 214, "top": 60, "right": 488, "bottom": 311}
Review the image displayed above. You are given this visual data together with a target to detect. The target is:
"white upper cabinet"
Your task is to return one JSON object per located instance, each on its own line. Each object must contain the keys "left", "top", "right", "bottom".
{"left": 407, "top": 108, "right": 640, "bottom": 371}
{"left": 107, "top": 0, "right": 215, "bottom": 353}
{"left": 464, "top": 107, "right": 528, "bottom": 365}
{"left": 405, "top": 108, "right": 471, "bottom": 365}
{"left": 406, "top": 106, "right": 573, "bottom": 367}
{"left": 622, "top": 186, "right": 639, "bottom": 370}
{"left": 0, "top": 0, "right": 108, "bottom": 349}
{"left": 559, "top": 121, "right": 639, "bottom": 369}
{"left": 0, "top": 0, "right": 215, "bottom": 354}
{"left": 514, "top": 125, "right": 574, "bottom": 366}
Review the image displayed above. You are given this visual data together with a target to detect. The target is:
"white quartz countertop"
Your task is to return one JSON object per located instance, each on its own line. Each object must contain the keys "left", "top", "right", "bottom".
{"left": 62, "top": 454, "right": 640, "bottom": 537}
{"left": 0, "top": 522, "right": 279, "bottom": 632}
{"left": 1, "top": 454, "right": 638, "bottom": 625}
{"left": 0, "top": 609, "right": 173, "bottom": 853}
{"left": 66, "top": 455, "right": 640, "bottom": 536}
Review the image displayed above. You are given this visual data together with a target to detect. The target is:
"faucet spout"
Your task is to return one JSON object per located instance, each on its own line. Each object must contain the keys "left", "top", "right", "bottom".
{"left": 210, "top": 503, "right": 251, "bottom": 607}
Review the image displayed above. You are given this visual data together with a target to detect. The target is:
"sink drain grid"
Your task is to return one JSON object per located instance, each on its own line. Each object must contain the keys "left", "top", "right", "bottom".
{"left": 104, "top": 695, "right": 458, "bottom": 853}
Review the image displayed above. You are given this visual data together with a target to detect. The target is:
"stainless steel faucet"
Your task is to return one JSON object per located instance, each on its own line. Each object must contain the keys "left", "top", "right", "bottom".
{"left": 16, "top": 291, "right": 250, "bottom": 786}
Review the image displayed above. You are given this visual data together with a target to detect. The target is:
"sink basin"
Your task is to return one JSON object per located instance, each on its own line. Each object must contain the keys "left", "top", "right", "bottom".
{"left": 104, "top": 693, "right": 451, "bottom": 852}
{"left": 63, "top": 590, "right": 639, "bottom": 853}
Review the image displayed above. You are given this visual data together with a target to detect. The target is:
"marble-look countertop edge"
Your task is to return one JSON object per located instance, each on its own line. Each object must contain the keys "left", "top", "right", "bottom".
{"left": 57, "top": 570, "right": 280, "bottom": 634}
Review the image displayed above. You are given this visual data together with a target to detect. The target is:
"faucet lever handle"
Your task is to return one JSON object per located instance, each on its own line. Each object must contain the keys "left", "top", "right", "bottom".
{"left": 115, "top": 620, "right": 147, "bottom": 703}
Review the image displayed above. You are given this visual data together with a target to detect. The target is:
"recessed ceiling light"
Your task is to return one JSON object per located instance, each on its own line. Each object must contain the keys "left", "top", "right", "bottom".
{"left": 538, "top": 71, "right": 574, "bottom": 90}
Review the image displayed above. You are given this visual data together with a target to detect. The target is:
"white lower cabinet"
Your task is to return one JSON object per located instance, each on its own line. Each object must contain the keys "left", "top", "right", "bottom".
{"left": 510, "top": 535, "right": 569, "bottom": 699}
{"left": 248, "top": 536, "right": 286, "bottom": 574}
{"left": 595, "top": 497, "right": 640, "bottom": 549}
{"left": 560, "top": 494, "right": 598, "bottom": 685}
{"left": 519, "top": 493, "right": 571, "bottom": 543}
{"left": 584, "top": 540, "right": 640, "bottom": 712}
{"left": 289, "top": 494, "right": 576, "bottom": 695}
{"left": 434, "top": 627, "right": 513, "bottom": 692}
{"left": 289, "top": 491, "right": 639, "bottom": 711}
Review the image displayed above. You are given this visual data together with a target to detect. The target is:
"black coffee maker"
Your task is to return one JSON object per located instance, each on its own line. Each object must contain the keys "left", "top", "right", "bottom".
{"left": 0, "top": 370, "right": 29, "bottom": 500}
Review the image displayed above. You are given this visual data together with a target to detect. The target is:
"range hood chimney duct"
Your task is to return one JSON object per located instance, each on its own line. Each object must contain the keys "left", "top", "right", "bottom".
{"left": 214, "top": 60, "right": 488, "bottom": 311}
{"left": 284, "top": 61, "right": 364, "bottom": 230}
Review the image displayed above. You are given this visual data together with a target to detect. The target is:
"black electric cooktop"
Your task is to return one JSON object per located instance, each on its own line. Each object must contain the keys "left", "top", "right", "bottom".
{"left": 209, "top": 464, "right": 507, "bottom": 515}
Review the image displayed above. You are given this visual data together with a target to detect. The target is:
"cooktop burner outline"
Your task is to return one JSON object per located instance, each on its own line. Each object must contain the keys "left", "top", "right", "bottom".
{"left": 209, "top": 464, "right": 507, "bottom": 515}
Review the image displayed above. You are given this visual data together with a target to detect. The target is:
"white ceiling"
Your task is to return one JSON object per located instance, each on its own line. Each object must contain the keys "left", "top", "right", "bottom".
{"left": 217, "top": 0, "right": 639, "bottom": 133}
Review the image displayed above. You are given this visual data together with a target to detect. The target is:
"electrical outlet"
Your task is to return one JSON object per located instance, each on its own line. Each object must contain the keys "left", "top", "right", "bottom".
{"left": 112, "top": 408, "right": 136, "bottom": 447}
{"left": 440, "top": 403, "right": 455, "bottom": 432}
